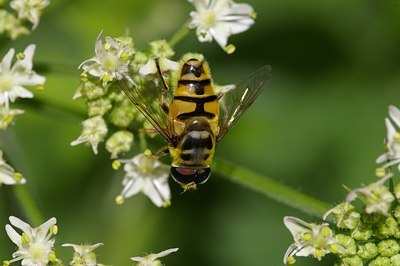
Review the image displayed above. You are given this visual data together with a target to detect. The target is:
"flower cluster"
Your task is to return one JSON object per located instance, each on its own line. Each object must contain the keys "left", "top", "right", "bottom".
{"left": 3, "top": 216, "right": 178, "bottom": 266}
{"left": 0, "top": 44, "right": 46, "bottom": 130}
{"left": 72, "top": 0, "right": 256, "bottom": 207}
{"left": 0, "top": 0, "right": 50, "bottom": 39}
{"left": 283, "top": 104, "right": 400, "bottom": 265}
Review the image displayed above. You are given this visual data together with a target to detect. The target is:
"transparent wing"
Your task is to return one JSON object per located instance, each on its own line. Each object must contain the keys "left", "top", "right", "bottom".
{"left": 116, "top": 73, "right": 175, "bottom": 144}
{"left": 217, "top": 65, "right": 271, "bottom": 141}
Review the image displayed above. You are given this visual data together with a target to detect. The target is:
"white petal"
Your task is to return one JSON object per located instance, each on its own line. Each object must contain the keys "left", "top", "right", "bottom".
{"left": 130, "top": 256, "right": 146, "bottom": 263}
{"left": 7, "top": 85, "right": 34, "bottom": 102}
{"left": 385, "top": 118, "right": 396, "bottom": 144}
{"left": 139, "top": 59, "right": 157, "bottom": 76}
{"left": 5, "top": 224, "right": 22, "bottom": 246}
{"left": 210, "top": 26, "right": 229, "bottom": 48}
{"left": 229, "top": 2, "right": 254, "bottom": 15}
{"left": 283, "top": 216, "right": 311, "bottom": 240}
{"left": 37, "top": 217, "right": 56, "bottom": 239}
{"left": 143, "top": 179, "right": 166, "bottom": 207}
{"left": 149, "top": 247, "right": 179, "bottom": 260}
{"left": 9, "top": 216, "right": 32, "bottom": 235}
{"left": 122, "top": 178, "right": 144, "bottom": 198}
{"left": 94, "top": 31, "right": 105, "bottom": 57}
{"left": 16, "top": 72, "right": 46, "bottom": 86}
{"left": 376, "top": 152, "right": 389, "bottom": 163}
{"left": 295, "top": 245, "right": 315, "bottom": 257}
{"left": 0, "top": 48, "right": 15, "bottom": 71}
{"left": 15, "top": 44, "right": 36, "bottom": 72}
{"left": 389, "top": 105, "right": 400, "bottom": 127}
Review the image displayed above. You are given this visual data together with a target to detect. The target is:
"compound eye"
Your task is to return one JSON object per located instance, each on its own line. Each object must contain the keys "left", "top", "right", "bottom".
{"left": 170, "top": 167, "right": 211, "bottom": 185}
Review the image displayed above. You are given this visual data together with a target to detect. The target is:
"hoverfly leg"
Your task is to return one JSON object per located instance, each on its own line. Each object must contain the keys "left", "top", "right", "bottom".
{"left": 152, "top": 146, "right": 170, "bottom": 160}
{"left": 154, "top": 58, "right": 170, "bottom": 114}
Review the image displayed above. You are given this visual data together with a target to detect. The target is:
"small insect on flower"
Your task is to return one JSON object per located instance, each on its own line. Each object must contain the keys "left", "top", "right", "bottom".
{"left": 117, "top": 56, "right": 270, "bottom": 191}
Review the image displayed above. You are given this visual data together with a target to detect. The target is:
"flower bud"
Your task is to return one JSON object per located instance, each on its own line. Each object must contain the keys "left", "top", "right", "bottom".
{"left": 109, "top": 100, "right": 136, "bottom": 128}
{"left": 357, "top": 243, "right": 378, "bottom": 260}
{"left": 369, "top": 256, "right": 391, "bottom": 266}
{"left": 338, "top": 256, "right": 363, "bottom": 266}
{"left": 378, "top": 239, "right": 400, "bottom": 257}
{"left": 336, "top": 234, "right": 356, "bottom": 257}
{"left": 377, "top": 215, "right": 398, "bottom": 237}
{"left": 87, "top": 98, "right": 112, "bottom": 117}
{"left": 351, "top": 222, "right": 372, "bottom": 241}
{"left": 105, "top": 130, "right": 134, "bottom": 159}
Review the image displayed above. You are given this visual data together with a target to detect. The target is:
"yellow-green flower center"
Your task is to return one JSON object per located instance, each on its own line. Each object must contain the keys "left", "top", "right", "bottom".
{"left": 29, "top": 243, "right": 46, "bottom": 261}
{"left": 101, "top": 53, "right": 118, "bottom": 73}
{"left": 0, "top": 73, "right": 14, "bottom": 92}
{"left": 200, "top": 10, "right": 217, "bottom": 28}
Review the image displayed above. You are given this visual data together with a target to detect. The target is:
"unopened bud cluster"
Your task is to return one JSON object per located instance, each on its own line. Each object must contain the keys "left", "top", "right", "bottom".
{"left": 284, "top": 105, "right": 400, "bottom": 265}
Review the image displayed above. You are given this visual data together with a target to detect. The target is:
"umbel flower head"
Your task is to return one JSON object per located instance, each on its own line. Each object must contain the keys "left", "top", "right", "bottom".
{"left": 188, "top": 0, "right": 255, "bottom": 53}
{"left": 0, "top": 150, "right": 26, "bottom": 185}
{"left": 4, "top": 216, "right": 59, "bottom": 266}
{"left": 116, "top": 152, "right": 171, "bottom": 208}
{"left": 131, "top": 247, "right": 179, "bottom": 266}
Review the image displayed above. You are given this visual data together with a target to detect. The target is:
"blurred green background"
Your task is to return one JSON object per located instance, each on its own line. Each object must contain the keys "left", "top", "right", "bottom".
{"left": 1, "top": 0, "right": 400, "bottom": 265}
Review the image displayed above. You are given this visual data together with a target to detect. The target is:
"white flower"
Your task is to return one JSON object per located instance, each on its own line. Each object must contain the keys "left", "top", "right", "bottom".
{"left": 62, "top": 243, "right": 103, "bottom": 266}
{"left": 5, "top": 216, "right": 58, "bottom": 266}
{"left": 139, "top": 40, "right": 179, "bottom": 76}
{"left": 131, "top": 248, "right": 178, "bottom": 266}
{"left": 346, "top": 173, "right": 395, "bottom": 215}
{"left": 376, "top": 105, "right": 400, "bottom": 171}
{"left": 0, "top": 10, "right": 30, "bottom": 40}
{"left": 10, "top": 0, "right": 50, "bottom": 29}
{"left": 0, "top": 44, "right": 45, "bottom": 110}
{"left": 283, "top": 216, "right": 337, "bottom": 265}
{"left": 79, "top": 31, "right": 132, "bottom": 87}
{"left": 70, "top": 115, "right": 108, "bottom": 154}
{"left": 116, "top": 153, "right": 171, "bottom": 207}
{"left": 0, "top": 106, "right": 24, "bottom": 130}
{"left": 0, "top": 150, "right": 26, "bottom": 185}
{"left": 188, "top": 0, "right": 255, "bottom": 52}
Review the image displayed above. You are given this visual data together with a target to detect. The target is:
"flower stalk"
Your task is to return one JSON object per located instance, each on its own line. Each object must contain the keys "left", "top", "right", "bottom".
{"left": 213, "top": 158, "right": 332, "bottom": 218}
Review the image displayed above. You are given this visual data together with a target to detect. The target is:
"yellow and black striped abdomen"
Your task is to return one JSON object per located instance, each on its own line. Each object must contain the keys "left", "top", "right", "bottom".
{"left": 169, "top": 59, "right": 219, "bottom": 135}
{"left": 168, "top": 59, "right": 219, "bottom": 170}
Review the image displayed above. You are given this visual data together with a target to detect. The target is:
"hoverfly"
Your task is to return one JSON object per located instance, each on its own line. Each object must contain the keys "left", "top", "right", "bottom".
{"left": 118, "top": 58, "right": 270, "bottom": 190}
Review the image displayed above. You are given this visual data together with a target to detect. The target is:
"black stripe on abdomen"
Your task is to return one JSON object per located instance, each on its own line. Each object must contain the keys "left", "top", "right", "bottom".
{"left": 178, "top": 79, "right": 211, "bottom": 95}
{"left": 175, "top": 94, "right": 217, "bottom": 120}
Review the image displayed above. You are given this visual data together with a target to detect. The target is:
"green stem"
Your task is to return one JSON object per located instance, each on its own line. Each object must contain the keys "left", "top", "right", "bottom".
{"left": 13, "top": 185, "right": 44, "bottom": 225}
{"left": 168, "top": 20, "right": 191, "bottom": 48}
{"left": 213, "top": 158, "right": 332, "bottom": 218}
